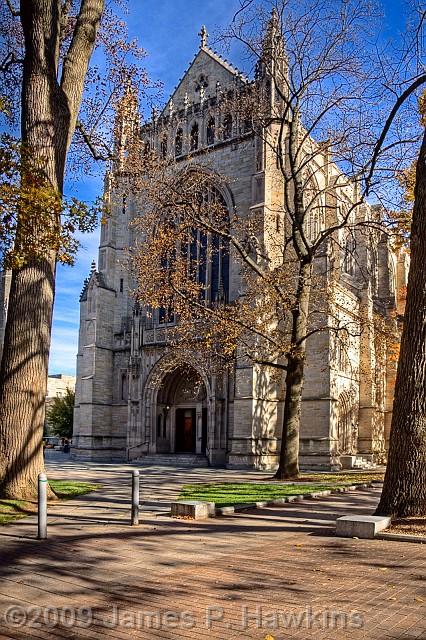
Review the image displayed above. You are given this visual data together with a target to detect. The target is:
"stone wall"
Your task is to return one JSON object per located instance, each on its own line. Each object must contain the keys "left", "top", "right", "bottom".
{"left": 73, "top": 40, "right": 406, "bottom": 470}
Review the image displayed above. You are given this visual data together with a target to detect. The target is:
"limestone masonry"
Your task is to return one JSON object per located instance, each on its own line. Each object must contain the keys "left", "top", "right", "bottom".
{"left": 71, "top": 25, "right": 408, "bottom": 469}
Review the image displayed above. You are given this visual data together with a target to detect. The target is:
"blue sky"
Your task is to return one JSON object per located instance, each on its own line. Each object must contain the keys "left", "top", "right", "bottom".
{"left": 49, "top": 0, "right": 412, "bottom": 375}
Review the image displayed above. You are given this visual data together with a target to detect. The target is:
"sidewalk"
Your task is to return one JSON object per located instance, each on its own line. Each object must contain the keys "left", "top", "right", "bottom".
{"left": 0, "top": 455, "right": 424, "bottom": 639}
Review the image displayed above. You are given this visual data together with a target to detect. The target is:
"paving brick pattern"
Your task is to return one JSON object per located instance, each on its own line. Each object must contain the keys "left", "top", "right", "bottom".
{"left": 0, "top": 455, "right": 424, "bottom": 639}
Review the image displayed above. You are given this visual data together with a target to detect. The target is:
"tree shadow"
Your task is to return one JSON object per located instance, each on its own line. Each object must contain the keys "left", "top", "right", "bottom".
{"left": 0, "top": 480, "right": 422, "bottom": 639}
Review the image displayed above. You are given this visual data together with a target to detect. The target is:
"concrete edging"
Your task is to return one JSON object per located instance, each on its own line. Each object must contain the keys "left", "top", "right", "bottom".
{"left": 375, "top": 531, "right": 426, "bottom": 544}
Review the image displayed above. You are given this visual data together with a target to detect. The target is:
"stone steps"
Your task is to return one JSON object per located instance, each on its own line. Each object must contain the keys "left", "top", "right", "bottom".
{"left": 135, "top": 454, "right": 210, "bottom": 468}
{"left": 353, "top": 456, "right": 376, "bottom": 470}
{"left": 340, "top": 454, "right": 378, "bottom": 470}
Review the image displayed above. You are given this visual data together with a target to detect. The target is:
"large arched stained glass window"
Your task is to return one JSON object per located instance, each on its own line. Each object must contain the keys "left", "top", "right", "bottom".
{"left": 156, "top": 183, "right": 230, "bottom": 326}
{"left": 186, "top": 185, "right": 230, "bottom": 305}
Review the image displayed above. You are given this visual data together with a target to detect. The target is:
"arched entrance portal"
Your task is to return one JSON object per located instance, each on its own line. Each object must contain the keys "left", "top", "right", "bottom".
{"left": 156, "top": 365, "right": 208, "bottom": 455}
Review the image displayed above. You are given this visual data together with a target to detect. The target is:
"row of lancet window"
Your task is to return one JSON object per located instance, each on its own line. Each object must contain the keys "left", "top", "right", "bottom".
{"left": 157, "top": 115, "right": 233, "bottom": 159}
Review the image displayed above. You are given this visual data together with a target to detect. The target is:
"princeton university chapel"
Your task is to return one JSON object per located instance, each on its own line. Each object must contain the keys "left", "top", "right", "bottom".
{"left": 72, "top": 25, "right": 409, "bottom": 470}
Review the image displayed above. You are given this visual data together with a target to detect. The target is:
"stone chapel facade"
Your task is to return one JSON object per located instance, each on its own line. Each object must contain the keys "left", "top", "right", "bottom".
{"left": 72, "top": 27, "right": 408, "bottom": 470}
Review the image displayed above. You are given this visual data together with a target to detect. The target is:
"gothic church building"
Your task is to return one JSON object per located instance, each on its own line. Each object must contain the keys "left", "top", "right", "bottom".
{"left": 72, "top": 27, "right": 407, "bottom": 469}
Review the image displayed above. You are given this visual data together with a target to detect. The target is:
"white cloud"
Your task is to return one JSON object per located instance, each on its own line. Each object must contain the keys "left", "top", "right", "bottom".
{"left": 50, "top": 229, "right": 100, "bottom": 376}
{"left": 49, "top": 326, "right": 79, "bottom": 375}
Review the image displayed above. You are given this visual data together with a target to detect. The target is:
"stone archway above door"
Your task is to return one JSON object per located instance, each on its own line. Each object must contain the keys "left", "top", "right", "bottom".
{"left": 156, "top": 364, "right": 208, "bottom": 455}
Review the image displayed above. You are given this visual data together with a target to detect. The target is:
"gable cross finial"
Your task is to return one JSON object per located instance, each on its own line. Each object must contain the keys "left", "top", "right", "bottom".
{"left": 198, "top": 26, "right": 208, "bottom": 48}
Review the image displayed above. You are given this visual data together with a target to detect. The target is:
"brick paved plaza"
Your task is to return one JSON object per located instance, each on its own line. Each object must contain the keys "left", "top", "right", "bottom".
{"left": 0, "top": 454, "right": 424, "bottom": 639}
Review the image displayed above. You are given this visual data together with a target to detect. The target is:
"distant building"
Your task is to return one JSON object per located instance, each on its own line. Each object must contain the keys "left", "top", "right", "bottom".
{"left": 47, "top": 374, "right": 76, "bottom": 399}
{"left": 45, "top": 374, "right": 76, "bottom": 433}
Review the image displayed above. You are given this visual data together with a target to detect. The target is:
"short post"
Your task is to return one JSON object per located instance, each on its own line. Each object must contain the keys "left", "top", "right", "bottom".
{"left": 38, "top": 472, "right": 47, "bottom": 539}
{"left": 131, "top": 470, "right": 140, "bottom": 526}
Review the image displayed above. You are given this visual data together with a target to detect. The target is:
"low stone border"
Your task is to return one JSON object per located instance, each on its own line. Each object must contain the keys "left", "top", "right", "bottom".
{"left": 171, "top": 500, "right": 215, "bottom": 519}
{"left": 336, "top": 514, "right": 391, "bottom": 539}
{"left": 214, "top": 483, "right": 372, "bottom": 516}
{"left": 376, "top": 532, "right": 426, "bottom": 544}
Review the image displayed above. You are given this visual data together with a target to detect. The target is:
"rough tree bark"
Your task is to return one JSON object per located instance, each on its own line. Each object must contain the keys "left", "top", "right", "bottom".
{"left": 375, "top": 128, "right": 426, "bottom": 518}
{"left": 274, "top": 259, "right": 313, "bottom": 479}
{"left": 0, "top": 0, "right": 104, "bottom": 500}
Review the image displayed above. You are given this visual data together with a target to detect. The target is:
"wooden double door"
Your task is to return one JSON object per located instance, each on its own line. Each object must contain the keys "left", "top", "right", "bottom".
{"left": 175, "top": 408, "right": 207, "bottom": 453}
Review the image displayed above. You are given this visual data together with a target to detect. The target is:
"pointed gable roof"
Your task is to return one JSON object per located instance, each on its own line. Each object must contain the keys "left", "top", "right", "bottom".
{"left": 161, "top": 44, "right": 248, "bottom": 118}
{"left": 80, "top": 261, "right": 115, "bottom": 301}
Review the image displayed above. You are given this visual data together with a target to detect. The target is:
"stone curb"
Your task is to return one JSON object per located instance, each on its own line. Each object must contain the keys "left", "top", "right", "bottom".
{"left": 375, "top": 532, "right": 426, "bottom": 544}
{"left": 214, "top": 483, "right": 372, "bottom": 516}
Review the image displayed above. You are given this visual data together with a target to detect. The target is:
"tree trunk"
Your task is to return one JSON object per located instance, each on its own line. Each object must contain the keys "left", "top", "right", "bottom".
{"left": 0, "top": 1, "right": 67, "bottom": 500}
{"left": 274, "top": 260, "right": 313, "bottom": 479}
{"left": 0, "top": 258, "right": 57, "bottom": 500}
{"left": 0, "top": 0, "right": 104, "bottom": 500}
{"left": 375, "top": 128, "right": 426, "bottom": 517}
{"left": 275, "top": 350, "right": 305, "bottom": 478}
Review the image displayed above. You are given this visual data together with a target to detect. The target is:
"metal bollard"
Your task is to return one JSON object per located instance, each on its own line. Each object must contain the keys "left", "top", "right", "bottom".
{"left": 38, "top": 472, "right": 47, "bottom": 539}
{"left": 131, "top": 470, "right": 140, "bottom": 526}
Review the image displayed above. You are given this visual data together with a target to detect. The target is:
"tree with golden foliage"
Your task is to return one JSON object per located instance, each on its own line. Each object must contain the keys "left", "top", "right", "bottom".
{"left": 128, "top": 0, "right": 423, "bottom": 478}
{"left": 0, "top": 135, "right": 99, "bottom": 267}
{"left": 389, "top": 91, "right": 426, "bottom": 248}
{"left": 0, "top": 0, "right": 149, "bottom": 500}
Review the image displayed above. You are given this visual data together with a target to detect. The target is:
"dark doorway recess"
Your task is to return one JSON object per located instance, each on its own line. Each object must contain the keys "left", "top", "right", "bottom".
{"left": 176, "top": 408, "right": 196, "bottom": 452}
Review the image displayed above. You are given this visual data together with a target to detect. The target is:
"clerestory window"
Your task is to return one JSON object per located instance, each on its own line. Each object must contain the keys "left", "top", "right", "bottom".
{"left": 223, "top": 114, "right": 232, "bottom": 140}
{"left": 190, "top": 123, "right": 199, "bottom": 151}
{"left": 160, "top": 135, "right": 168, "bottom": 159}
{"left": 206, "top": 117, "right": 215, "bottom": 145}
{"left": 175, "top": 128, "right": 183, "bottom": 156}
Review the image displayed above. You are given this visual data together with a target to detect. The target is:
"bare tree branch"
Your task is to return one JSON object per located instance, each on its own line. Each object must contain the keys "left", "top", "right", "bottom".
{"left": 75, "top": 120, "right": 114, "bottom": 162}
{"left": 5, "top": 0, "right": 19, "bottom": 17}
{"left": 60, "top": 0, "right": 72, "bottom": 38}
{"left": 232, "top": 0, "right": 254, "bottom": 23}
{"left": 366, "top": 74, "right": 426, "bottom": 194}
{"left": 247, "top": 357, "right": 288, "bottom": 371}
{"left": 0, "top": 52, "right": 23, "bottom": 73}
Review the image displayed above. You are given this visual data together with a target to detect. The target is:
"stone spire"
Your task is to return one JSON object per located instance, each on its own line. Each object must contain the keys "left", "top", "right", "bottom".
{"left": 113, "top": 78, "right": 141, "bottom": 168}
{"left": 257, "top": 8, "right": 289, "bottom": 108}
{"left": 262, "top": 9, "right": 284, "bottom": 63}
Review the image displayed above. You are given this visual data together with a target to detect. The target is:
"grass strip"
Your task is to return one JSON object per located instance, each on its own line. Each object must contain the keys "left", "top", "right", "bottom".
{"left": 178, "top": 482, "right": 350, "bottom": 508}
{"left": 49, "top": 480, "right": 102, "bottom": 499}
{"left": 0, "top": 480, "right": 101, "bottom": 525}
